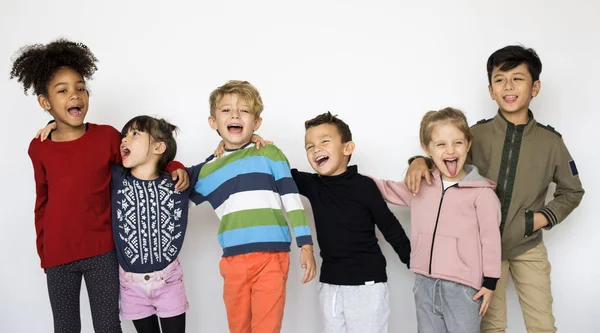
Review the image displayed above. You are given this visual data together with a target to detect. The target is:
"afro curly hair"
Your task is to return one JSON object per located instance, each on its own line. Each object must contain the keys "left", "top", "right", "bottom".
{"left": 9, "top": 38, "right": 98, "bottom": 96}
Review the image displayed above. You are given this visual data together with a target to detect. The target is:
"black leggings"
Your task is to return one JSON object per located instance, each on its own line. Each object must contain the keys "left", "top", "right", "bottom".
{"left": 133, "top": 313, "right": 186, "bottom": 333}
{"left": 46, "top": 250, "right": 122, "bottom": 333}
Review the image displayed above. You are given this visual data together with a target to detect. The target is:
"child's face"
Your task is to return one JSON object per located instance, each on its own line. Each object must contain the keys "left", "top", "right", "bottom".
{"left": 38, "top": 67, "right": 89, "bottom": 129}
{"left": 209, "top": 93, "right": 262, "bottom": 150}
{"left": 424, "top": 123, "right": 471, "bottom": 182}
{"left": 305, "top": 123, "right": 354, "bottom": 176}
{"left": 488, "top": 63, "right": 540, "bottom": 116}
{"left": 120, "top": 128, "right": 164, "bottom": 171}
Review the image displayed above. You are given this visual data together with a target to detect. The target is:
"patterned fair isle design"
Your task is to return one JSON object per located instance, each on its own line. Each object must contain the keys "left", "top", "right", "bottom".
{"left": 116, "top": 178, "right": 183, "bottom": 266}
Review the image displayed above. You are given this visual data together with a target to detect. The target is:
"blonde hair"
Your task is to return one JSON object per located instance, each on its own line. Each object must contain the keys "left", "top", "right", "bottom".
{"left": 209, "top": 80, "right": 264, "bottom": 118}
{"left": 420, "top": 107, "right": 473, "bottom": 147}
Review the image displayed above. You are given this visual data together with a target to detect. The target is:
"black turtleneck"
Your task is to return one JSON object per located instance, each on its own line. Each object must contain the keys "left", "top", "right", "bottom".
{"left": 292, "top": 165, "right": 410, "bottom": 285}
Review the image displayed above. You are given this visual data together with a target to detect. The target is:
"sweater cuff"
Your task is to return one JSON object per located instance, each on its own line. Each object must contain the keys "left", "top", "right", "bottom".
{"left": 482, "top": 276, "right": 499, "bottom": 290}
{"left": 296, "top": 235, "right": 313, "bottom": 247}
{"left": 538, "top": 208, "right": 558, "bottom": 230}
{"left": 408, "top": 155, "right": 433, "bottom": 169}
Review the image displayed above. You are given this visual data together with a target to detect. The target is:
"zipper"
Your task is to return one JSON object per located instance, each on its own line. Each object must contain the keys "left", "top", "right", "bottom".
{"left": 500, "top": 130, "right": 517, "bottom": 205}
{"left": 428, "top": 181, "right": 457, "bottom": 275}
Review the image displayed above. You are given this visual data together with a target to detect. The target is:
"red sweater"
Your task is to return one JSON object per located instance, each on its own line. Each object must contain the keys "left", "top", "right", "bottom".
{"left": 28, "top": 123, "right": 183, "bottom": 269}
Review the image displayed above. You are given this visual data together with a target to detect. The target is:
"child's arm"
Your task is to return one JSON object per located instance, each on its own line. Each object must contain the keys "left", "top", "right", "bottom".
{"left": 476, "top": 188, "right": 502, "bottom": 288}
{"left": 537, "top": 140, "right": 585, "bottom": 230}
{"left": 473, "top": 187, "right": 502, "bottom": 316}
{"left": 28, "top": 143, "right": 47, "bottom": 269}
{"left": 368, "top": 176, "right": 414, "bottom": 207}
{"left": 365, "top": 179, "right": 411, "bottom": 266}
{"left": 290, "top": 168, "right": 315, "bottom": 197}
{"left": 271, "top": 148, "right": 316, "bottom": 283}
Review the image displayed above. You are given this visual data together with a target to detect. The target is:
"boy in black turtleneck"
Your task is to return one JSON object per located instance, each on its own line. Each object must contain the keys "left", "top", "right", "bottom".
{"left": 291, "top": 112, "right": 410, "bottom": 333}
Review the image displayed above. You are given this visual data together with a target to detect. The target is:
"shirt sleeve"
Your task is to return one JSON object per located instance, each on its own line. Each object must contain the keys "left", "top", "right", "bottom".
{"left": 291, "top": 168, "right": 315, "bottom": 197}
{"left": 475, "top": 188, "right": 502, "bottom": 290}
{"left": 28, "top": 141, "right": 47, "bottom": 269}
{"left": 271, "top": 148, "right": 313, "bottom": 247}
{"left": 538, "top": 139, "right": 585, "bottom": 229}
{"left": 364, "top": 178, "right": 411, "bottom": 266}
{"left": 108, "top": 126, "right": 122, "bottom": 165}
{"left": 368, "top": 176, "right": 413, "bottom": 207}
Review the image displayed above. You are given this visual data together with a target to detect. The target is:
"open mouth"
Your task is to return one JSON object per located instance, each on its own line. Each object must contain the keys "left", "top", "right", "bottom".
{"left": 444, "top": 158, "right": 458, "bottom": 176}
{"left": 121, "top": 147, "right": 131, "bottom": 160}
{"left": 503, "top": 95, "right": 518, "bottom": 103}
{"left": 315, "top": 155, "right": 329, "bottom": 167}
{"left": 227, "top": 124, "right": 243, "bottom": 134}
{"left": 68, "top": 106, "right": 83, "bottom": 117}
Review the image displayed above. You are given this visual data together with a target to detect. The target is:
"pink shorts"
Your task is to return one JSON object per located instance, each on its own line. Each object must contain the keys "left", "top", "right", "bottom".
{"left": 119, "top": 259, "right": 189, "bottom": 320}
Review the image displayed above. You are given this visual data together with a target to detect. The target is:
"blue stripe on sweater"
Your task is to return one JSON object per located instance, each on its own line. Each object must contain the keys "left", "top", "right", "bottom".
{"left": 196, "top": 156, "right": 291, "bottom": 196}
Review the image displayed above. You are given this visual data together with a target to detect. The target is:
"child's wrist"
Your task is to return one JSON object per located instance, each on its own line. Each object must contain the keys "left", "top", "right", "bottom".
{"left": 301, "top": 245, "right": 313, "bottom": 252}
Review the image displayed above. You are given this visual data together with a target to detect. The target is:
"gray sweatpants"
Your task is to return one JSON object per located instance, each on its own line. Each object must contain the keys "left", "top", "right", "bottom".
{"left": 319, "top": 282, "right": 389, "bottom": 333}
{"left": 413, "top": 274, "right": 483, "bottom": 333}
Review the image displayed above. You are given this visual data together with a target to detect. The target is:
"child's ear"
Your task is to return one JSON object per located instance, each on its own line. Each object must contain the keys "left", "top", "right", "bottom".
{"left": 422, "top": 144, "right": 431, "bottom": 157}
{"left": 208, "top": 116, "right": 218, "bottom": 130}
{"left": 343, "top": 141, "right": 356, "bottom": 156}
{"left": 153, "top": 141, "right": 167, "bottom": 155}
{"left": 38, "top": 94, "right": 51, "bottom": 112}
{"left": 532, "top": 80, "right": 541, "bottom": 98}
{"left": 252, "top": 117, "right": 263, "bottom": 132}
{"left": 488, "top": 85, "right": 495, "bottom": 100}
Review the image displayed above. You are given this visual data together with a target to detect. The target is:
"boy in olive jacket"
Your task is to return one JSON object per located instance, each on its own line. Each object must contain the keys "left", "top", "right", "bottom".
{"left": 406, "top": 45, "right": 584, "bottom": 333}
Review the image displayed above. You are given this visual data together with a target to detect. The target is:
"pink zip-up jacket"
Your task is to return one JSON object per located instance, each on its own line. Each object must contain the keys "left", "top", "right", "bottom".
{"left": 372, "top": 165, "right": 502, "bottom": 290}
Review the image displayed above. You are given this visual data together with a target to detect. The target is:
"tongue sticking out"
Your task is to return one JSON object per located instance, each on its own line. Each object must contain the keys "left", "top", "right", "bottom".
{"left": 445, "top": 160, "right": 458, "bottom": 176}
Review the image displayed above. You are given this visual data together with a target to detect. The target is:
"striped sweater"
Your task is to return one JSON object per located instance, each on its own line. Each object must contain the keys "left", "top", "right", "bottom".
{"left": 190, "top": 143, "right": 313, "bottom": 257}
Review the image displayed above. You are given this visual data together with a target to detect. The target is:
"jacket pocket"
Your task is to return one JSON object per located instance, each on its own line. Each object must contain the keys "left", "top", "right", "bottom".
{"left": 524, "top": 210, "right": 534, "bottom": 237}
{"left": 431, "top": 234, "right": 470, "bottom": 278}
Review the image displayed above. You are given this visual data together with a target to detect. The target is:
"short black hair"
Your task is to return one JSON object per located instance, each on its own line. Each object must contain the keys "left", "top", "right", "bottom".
{"left": 305, "top": 112, "right": 353, "bottom": 162}
{"left": 121, "top": 116, "right": 179, "bottom": 173}
{"left": 487, "top": 45, "right": 542, "bottom": 84}
{"left": 10, "top": 38, "right": 98, "bottom": 96}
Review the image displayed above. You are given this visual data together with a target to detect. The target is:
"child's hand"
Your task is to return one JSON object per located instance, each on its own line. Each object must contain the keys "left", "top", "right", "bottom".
{"left": 404, "top": 158, "right": 433, "bottom": 195}
{"left": 299, "top": 245, "right": 316, "bottom": 284}
{"left": 171, "top": 169, "right": 190, "bottom": 191}
{"left": 473, "top": 287, "right": 493, "bottom": 316}
{"left": 251, "top": 134, "right": 273, "bottom": 149}
{"left": 35, "top": 122, "right": 57, "bottom": 142}
{"left": 213, "top": 141, "right": 226, "bottom": 158}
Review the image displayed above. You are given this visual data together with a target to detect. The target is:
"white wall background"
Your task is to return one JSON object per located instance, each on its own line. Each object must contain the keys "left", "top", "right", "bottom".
{"left": 1, "top": 0, "right": 598, "bottom": 332}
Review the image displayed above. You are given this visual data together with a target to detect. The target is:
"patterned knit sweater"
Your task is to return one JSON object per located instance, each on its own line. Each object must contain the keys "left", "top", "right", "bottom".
{"left": 190, "top": 143, "right": 313, "bottom": 256}
{"left": 111, "top": 164, "right": 203, "bottom": 273}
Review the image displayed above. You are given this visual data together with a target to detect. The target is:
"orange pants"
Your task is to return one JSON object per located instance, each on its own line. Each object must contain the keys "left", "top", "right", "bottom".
{"left": 220, "top": 251, "right": 290, "bottom": 333}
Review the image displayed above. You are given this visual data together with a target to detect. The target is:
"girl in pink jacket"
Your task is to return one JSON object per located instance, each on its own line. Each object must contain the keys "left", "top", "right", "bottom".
{"left": 372, "top": 107, "right": 501, "bottom": 333}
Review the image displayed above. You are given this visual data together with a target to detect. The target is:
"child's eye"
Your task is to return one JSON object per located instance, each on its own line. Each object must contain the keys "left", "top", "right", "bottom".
{"left": 78, "top": 87, "right": 87, "bottom": 92}
{"left": 221, "top": 109, "right": 230, "bottom": 112}
{"left": 241, "top": 110, "right": 249, "bottom": 113}
{"left": 322, "top": 140, "right": 329, "bottom": 143}
{"left": 306, "top": 146, "right": 313, "bottom": 151}
{"left": 57, "top": 89, "right": 67, "bottom": 93}
{"left": 514, "top": 78, "right": 522, "bottom": 81}
{"left": 456, "top": 141, "right": 463, "bottom": 145}
{"left": 437, "top": 143, "right": 445, "bottom": 147}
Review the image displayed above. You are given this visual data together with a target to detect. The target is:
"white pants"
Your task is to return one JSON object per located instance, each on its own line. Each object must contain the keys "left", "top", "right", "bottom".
{"left": 319, "top": 282, "right": 390, "bottom": 333}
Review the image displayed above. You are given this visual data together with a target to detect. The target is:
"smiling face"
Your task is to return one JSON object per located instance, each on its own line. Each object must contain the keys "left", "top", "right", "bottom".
{"left": 488, "top": 63, "right": 540, "bottom": 119}
{"left": 38, "top": 66, "right": 89, "bottom": 130}
{"left": 208, "top": 93, "right": 262, "bottom": 150}
{"left": 305, "top": 123, "right": 355, "bottom": 176}
{"left": 424, "top": 122, "right": 471, "bottom": 182}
